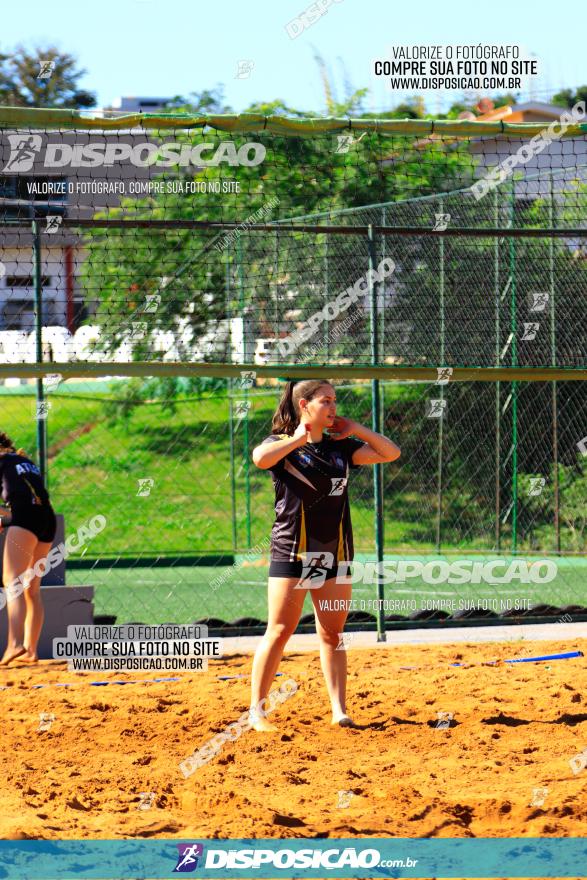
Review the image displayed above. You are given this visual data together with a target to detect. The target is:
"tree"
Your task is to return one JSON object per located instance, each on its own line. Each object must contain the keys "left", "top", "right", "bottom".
{"left": 551, "top": 85, "right": 587, "bottom": 109}
{"left": 0, "top": 43, "right": 96, "bottom": 108}
{"left": 163, "top": 86, "right": 232, "bottom": 114}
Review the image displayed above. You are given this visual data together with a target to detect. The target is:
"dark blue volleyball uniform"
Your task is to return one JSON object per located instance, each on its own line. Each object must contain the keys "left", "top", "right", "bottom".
{"left": 259, "top": 432, "right": 366, "bottom": 578}
{"left": 0, "top": 453, "right": 57, "bottom": 542}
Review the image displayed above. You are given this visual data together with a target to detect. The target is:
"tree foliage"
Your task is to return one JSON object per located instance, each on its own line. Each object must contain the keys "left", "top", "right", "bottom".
{"left": 0, "top": 43, "right": 96, "bottom": 108}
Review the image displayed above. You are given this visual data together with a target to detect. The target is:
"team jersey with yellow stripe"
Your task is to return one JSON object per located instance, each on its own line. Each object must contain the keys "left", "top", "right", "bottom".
{"left": 260, "top": 432, "right": 366, "bottom": 564}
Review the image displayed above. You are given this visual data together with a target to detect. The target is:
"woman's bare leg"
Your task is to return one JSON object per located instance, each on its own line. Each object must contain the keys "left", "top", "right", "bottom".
{"left": 21, "top": 540, "right": 52, "bottom": 662}
{"left": 310, "top": 571, "right": 354, "bottom": 726}
{"left": 0, "top": 527, "right": 37, "bottom": 665}
{"left": 250, "top": 576, "right": 306, "bottom": 731}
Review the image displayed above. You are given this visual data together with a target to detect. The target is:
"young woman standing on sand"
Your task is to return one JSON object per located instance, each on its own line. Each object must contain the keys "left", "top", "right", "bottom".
{"left": 250, "top": 380, "right": 400, "bottom": 731}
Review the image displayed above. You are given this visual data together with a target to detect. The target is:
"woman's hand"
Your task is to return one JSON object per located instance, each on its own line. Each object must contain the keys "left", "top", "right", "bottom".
{"left": 329, "top": 416, "right": 358, "bottom": 441}
{"left": 292, "top": 420, "right": 312, "bottom": 446}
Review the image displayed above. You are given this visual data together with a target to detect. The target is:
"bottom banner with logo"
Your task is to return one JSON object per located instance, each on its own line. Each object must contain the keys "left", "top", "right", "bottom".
{"left": 0, "top": 838, "right": 585, "bottom": 878}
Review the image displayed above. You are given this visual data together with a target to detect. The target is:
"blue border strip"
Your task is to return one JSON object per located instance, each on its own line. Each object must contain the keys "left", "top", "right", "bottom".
{"left": 0, "top": 838, "right": 585, "bottom": 878}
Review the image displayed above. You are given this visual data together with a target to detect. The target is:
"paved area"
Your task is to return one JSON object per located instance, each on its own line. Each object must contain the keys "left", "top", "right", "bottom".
{"left": 219, "top": 621, "right": 586, "bottom": 655}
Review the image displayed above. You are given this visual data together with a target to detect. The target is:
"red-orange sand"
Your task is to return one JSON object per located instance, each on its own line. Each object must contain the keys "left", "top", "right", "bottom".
{"left": 1, "top": 635, "right": 585, "bottom": 870}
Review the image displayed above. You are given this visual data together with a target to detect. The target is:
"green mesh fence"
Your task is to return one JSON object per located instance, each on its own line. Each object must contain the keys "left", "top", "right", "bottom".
{"left": 0, "top": 113, "right": 586, "bottom": 374}
{"left": 1, "top": 111, "right": 586, "bottom": 631}
{"left": 0, "top": 377, "right": 585, "bottom": 630}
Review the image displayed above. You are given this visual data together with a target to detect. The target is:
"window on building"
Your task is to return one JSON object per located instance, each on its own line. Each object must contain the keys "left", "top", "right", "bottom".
{"left": 0, "top": 176, "right": 68, "bottom": 221}
{"left": 0, "top": 176, "right": 68, "bottom": 201}
{"left": 4, "top": 276, "right": 51, "bottom": 288}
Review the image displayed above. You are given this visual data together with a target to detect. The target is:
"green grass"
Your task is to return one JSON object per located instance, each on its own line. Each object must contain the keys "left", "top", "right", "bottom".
{"left": 0, "top": 392, "right": 104, "bottom": 462}
{"left": 69, "top": 555, "right": 587, "bottom": 625}
{"left": 3, "top": 383, "right": 585, "bottom": 626}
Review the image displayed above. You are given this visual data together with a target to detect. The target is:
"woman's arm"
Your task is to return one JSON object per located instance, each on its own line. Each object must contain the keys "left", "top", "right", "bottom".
{"left": 252, "top": 423, "right": 311, "bottom": 469}
{"left": 331, "top": 417, "right": 400, "bottom": 465}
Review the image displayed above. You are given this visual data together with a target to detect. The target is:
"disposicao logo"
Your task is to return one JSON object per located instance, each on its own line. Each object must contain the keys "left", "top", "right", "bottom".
{"left": 1, "top": 133, "right": 266, "bottom": 171}
{"left": 173, "top": 843, "right": 204, "bottom": 873}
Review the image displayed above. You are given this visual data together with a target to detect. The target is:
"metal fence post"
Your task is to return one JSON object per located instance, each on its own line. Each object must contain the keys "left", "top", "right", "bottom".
{"left": 367, "top": 224, "right": 385, "bottom": 642}
{"left": 549, "top": 171, "right": 561, "bottom": 554}
{"left": 509, "top": 178, "right": 518, "bottom": 554}
{"left": 32, "top": 219, "right": 47, "bottom": 482}
{"left": 435, "top": 198, "right": 445, "bottom": 553}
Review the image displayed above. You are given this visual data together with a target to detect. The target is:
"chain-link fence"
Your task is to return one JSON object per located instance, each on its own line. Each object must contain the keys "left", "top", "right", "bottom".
{"left": 1, "top": 376, "right": 585, "bottom": 628}
{"left": 1, "top": 113, "right": 586, "bottom": 630}
{"left": 232, "top": 167, "right": 587, "bottom": 372}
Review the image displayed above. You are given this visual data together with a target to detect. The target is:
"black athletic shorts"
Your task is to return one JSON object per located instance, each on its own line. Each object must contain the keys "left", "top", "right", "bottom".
{"left": 268, "top": 559, "right": 352, "bottom": 582}
{"left": 7, "top": 503, "right": 57, "bottom": 544}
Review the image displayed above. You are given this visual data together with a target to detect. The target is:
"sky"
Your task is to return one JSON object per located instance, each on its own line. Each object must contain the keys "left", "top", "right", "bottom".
{"left": 1, "top": 0, "right": 586, "bottom": 114}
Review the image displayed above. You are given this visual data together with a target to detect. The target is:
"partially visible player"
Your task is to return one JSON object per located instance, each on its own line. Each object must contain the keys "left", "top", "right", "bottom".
{"left": 250, "top": 380, "right": 401, "bottom": 731}
{"left": 0, "top": 431, "right": 57, "bottom": 665}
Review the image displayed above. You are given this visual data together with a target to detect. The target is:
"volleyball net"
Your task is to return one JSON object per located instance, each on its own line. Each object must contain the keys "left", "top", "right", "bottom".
{"left": 0, "top": 107, "right": 586, "bottom": 632}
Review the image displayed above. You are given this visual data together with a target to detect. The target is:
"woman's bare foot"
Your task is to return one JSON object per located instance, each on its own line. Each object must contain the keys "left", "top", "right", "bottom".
{"left": 19, "top": 650, "right": 38, "bottom": 664}
{"left": 331, "top": 713, "right": 356, "bottom": 728}
{"left": 0, "top": 645, "right": 26, "bottom": 666}
{"left": 249, "top": 709, "right": 278, "bottom": 732}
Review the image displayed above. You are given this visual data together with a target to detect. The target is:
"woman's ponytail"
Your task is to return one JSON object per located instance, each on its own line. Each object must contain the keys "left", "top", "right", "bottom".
{"left": 270, "top": 379, "right": 332, "bottom": 435}
{"left": 0, "top": 432, "right": 28, "bottom": 458}
{"left": 0, "top": 431, "right": 16, "bottom": 455}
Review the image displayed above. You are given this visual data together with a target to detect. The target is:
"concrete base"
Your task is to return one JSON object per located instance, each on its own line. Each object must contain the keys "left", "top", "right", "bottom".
{"left": 0, "top": 584, "right": 94, "bottom": 659}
